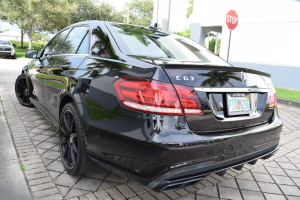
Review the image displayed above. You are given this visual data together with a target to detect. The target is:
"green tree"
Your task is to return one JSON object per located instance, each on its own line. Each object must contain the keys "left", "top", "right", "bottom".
{"left": 216, "top": 38, "right": 221, "bottom": 55}
{"left": 0, "top": 28, "right": 9, "bottom": 33}
{"left": 32, "top": 32, "right": 50, "bottom": 42}
{"left": 69, "top": 0, "right": 126, "bottom": 24}
{"left": 199, "top": 71, "right": 240, "bottom": 87}
{"left": 186, "top": 0, "right": 194, "bottom": 18}
{"left": 208, "top": 38, "right": 216, "bottom": 52}
{"left": 2, "top": 0, "right": 77, "bottom": 49}
{"left": 126, "top": 0, "right": 154, "bottom": 26}
{"left": 173, "top": 28, "right": 191, "bottom": 38}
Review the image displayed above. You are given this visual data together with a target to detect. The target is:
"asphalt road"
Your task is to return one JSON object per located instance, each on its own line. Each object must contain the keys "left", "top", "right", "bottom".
{"left": 0, "top": 57, "right": 31, "bottom": 85}
{"left": 0, "top": 57, "right": 31, "bottom": 200}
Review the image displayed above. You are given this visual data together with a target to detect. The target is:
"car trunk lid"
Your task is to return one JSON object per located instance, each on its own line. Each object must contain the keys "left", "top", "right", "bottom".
{"left": 162, "top": 64, "right": 275, "bottom": 133}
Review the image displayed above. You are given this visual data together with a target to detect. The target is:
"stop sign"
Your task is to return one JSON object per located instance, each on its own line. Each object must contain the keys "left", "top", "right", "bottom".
{"left": 226, "top": 10, "right": 238, "bottom": 30}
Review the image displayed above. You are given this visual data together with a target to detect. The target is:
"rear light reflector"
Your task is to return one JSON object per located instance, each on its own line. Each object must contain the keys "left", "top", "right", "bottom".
{"left": 269, "top": 89, "right": 277, "bottom": 109}
{"left": 113, "top": 77, "right": 204, "bottom": 115}
{"left": 113, "top": 77, "right": 183, "bottom": 115}
{"left": 173, "top": 84, "right": 204, "bottom": 115}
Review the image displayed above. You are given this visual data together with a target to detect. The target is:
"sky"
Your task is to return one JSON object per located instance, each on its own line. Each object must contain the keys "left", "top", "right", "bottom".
{"left": 0, "top": 21, "right": 19, "bottom": 31}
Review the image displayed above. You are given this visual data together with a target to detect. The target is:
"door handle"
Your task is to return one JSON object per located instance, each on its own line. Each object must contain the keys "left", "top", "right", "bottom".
{"left": 61, "top": 65, "right": 71, "bottom": 70}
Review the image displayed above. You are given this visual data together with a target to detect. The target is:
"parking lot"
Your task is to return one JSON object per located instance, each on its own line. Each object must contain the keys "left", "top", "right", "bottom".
{"left": 1, "top": 58, "right": 300, "bottom": 199}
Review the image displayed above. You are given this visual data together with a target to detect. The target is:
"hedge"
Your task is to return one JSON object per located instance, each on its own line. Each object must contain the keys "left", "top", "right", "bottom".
{"left": 9, "top": 40, "right": 47, "bottom": 50}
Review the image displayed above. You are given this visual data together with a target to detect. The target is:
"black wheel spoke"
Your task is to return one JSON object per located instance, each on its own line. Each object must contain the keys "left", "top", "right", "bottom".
{"left": 17, "top": 82, "right": 25, "bottom": 89}
{"left": 67, "top": 147, "right": 71, "bottom": 165}
{"left": 63, "top": 146, "right": 69, "bottom": 158}
{"left": 61, "top": 126, "right": 69, "bottom": 136}
{"left": 71, "top": 146, "right": 76, "bottom": 164}
{"left": 26, "top": 95, "right": 29, "bottom": 103}
{"left": 63, "top": 114, "right": 70, "bottom": 133}
{"left": 70, "top": 118, "right": 74, "bottom": 133}
{"left": 61, "top": 139, "right": 68, "bottom": 145}
{"left": 72, "top": 142, "right": 78, "bottom": 154}
{"left": 68, "top": 112, "right": 73, "bottom": 132}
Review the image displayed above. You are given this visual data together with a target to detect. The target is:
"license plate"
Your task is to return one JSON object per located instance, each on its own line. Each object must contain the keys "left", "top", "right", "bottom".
{"left": 227, "top": 93, "right": 252, "bottom": 116}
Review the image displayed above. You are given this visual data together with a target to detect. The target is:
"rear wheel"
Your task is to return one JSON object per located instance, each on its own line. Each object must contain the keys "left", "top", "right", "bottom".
{"left": 15, "top": 74, "right": 34, "bottom": 107}
{"left": 59, "top": 103, "right": 99, "bottom": 175}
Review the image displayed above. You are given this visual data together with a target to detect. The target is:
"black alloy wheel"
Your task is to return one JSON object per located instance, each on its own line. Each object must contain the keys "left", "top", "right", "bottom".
{"left": 60, "top": 109, "right": 78, "bottom": 169}
{"left": 59, "top": 103, "right": 99, "bottom": 175}
{"left": 15, "top": 74, "right": 34, "bottom": 107}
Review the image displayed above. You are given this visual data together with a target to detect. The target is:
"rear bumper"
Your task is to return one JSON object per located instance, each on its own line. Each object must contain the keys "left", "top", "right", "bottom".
{"left": 148, "top": 144, "right": 278, "bottom": 192}
{"left": 146, "top": 109, "right": 282, "bottom": 191}
{"left": 83, "top": 104, "right": 282, "bottom": 192}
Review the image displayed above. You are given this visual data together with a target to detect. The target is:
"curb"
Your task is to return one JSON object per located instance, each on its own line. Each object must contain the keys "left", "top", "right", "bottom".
{"left": 278, "top": 98, "right": 300, "bottom": 108}
{"left": 0, "top": 98, "right": 31, "bottom": 200}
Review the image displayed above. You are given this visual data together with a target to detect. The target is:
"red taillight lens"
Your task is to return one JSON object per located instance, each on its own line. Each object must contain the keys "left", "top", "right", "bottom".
{"left": 113, "top": 77, "right": 183, "bottom": 115}
{"left": 173, "top": 84, "right": 204, "bottom": 115}
{"left": 269, "top": 89, "right": 277, "bottom": 109}
{"left": 113, "top": 77, "right": 203, "bottom": 115}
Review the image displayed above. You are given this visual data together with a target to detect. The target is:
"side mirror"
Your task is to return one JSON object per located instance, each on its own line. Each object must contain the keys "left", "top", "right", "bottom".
{"left": 25, "top": 49, "right": 38, "bottom": 59}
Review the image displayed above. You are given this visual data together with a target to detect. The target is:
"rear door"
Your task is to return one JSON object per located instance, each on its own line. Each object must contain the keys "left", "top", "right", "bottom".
{"left": 42, "top": 25, "right": 90, "bottom": 120}
{"left": 28, "top": 29, "right": 70, "bottom": 106}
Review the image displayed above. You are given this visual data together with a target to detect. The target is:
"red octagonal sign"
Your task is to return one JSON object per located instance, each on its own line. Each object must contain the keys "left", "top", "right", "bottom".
{"left": 226, "top": 10, "right": 238, "bottom": 30}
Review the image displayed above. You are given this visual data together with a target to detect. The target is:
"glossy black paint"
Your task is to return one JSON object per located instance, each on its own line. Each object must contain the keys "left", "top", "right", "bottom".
{"left": 19, "top": 21, "right": 282, "bottom": 191}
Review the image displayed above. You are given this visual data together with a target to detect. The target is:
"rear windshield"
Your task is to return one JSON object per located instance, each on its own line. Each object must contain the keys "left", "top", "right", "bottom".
{"left": 0, "top": 40, "right": 12, "bottom": 45}
{"left": 107, "top": 23, "right": 230, "bottom": 66}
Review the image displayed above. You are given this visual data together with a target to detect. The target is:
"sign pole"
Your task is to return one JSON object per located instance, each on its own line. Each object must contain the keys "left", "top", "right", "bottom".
{"left": 227, "top": 30, "right": 232, "bottom": 62}
{"left": 225, "top": 10, "right": 238, "bottom": 62}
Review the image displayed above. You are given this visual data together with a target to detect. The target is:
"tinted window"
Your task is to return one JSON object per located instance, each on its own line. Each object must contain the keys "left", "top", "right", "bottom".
{"left": 59, "top": 26, "right": 89, "bottom": 54}
{"left": 43, "top": 29, "right": 69, "bottom": 57}
{"left": 108, "top": 23, "right": 230, "bottom": 66}
{"left": 77, "top": 32, "right": 89, "bottom": 54}
{"left": 0, "top": 40, "right": 11, "bottom": 45}
{"left": 90, "top": 26, "right": 118, "bottom": 59}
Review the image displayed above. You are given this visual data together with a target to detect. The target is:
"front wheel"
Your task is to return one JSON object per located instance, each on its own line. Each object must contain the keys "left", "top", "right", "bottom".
{"left": 15, "top": 74, "right": 34, "bottom": 107}
{"left": 59, "top": 103, "right": 99, "bottom": 175}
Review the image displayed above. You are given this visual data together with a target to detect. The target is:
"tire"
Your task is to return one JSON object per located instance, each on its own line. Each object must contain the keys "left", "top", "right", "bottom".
{"left": 59, "top": 102, "right": 99, "bottom": 175}
{"left": 15, "top": 74, "right": 34, "bottom": 107}
{"left": 12, "top": 55, "right": 16, "bottom": 59}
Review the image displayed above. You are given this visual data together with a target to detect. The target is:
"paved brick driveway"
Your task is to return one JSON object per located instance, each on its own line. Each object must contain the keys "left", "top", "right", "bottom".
{"left": 1, "top": 85, "right": 300, "bottom": 200}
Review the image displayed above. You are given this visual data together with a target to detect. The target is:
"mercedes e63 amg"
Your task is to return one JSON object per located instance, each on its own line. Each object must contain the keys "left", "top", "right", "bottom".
{"left": 15, "top": 21, "right": 282, "bottom": 192}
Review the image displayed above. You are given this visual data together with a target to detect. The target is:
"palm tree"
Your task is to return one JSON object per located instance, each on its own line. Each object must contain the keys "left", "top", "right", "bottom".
{"left": 112, "top": 24, "right": 151, "bottom": 47}
{"left": 199, "top": 71, "right": 241, "bottom": 87}
{"left": 205, "top": 32, "right": 216, "bottom": 48}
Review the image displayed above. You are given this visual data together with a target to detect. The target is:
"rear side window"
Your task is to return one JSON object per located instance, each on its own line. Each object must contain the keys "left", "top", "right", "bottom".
{"left": 77, "top": 32, "right": 89, "bottom": 54}
{"left": 43, "top": 29, "right": 69, "bottom": 57}
{"left": 59, "top": 26, "right": 89, "bottom": 54}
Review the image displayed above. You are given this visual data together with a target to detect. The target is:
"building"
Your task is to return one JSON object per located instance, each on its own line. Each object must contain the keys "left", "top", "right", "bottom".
{"left": 190, "top": 0, "right": 300, "bottom": 90}
{"left": 0, "top": 30, "right": 29, "bottom": 42}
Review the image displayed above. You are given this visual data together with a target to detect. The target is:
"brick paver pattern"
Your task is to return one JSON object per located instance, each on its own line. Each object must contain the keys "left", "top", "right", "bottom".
{"left": 1, "top": 85, "right": 300, "bottom": 200}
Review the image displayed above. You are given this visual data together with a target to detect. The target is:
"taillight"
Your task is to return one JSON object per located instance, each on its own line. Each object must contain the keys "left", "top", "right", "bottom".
{"left": 269, "top": 89, "right": 277, "bottom": 109}
{"left": 113, "top": 77, "right": 203, "bottom": 115}
{"left": 173, "top": 84, "right": 204, "bottom": 115}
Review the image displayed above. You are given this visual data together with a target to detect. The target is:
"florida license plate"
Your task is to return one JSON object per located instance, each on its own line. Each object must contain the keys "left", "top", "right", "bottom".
{"left": 227, "top": 93, "right": 252, "bottom": 116}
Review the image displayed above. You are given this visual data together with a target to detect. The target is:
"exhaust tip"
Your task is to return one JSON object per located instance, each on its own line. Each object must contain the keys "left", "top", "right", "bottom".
{"left": 158, "top": 177, "right": 204, "bottom": 192}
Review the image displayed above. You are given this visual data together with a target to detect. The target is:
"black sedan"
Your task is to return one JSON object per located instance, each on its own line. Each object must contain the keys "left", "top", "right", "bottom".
{"left": 15, "top": 21, "right": 282, "bottom": 192}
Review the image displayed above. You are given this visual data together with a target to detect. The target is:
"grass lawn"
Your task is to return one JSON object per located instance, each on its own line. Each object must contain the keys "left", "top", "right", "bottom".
{"left": 15, "top": 49, "right": 27, "bottom": 58}
{"left": 276, "top": 87, "right": 300, "bottom": 102}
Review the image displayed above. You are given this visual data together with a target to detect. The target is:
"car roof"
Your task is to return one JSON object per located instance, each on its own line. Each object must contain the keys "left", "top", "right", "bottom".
{"left": 67, "top": 20, "right": 169, "bottom": 35}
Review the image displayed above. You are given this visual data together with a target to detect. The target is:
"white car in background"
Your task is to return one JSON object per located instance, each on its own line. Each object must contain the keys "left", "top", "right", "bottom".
{"left": 0, "top": 40, "right": 16, "bottom": 59}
